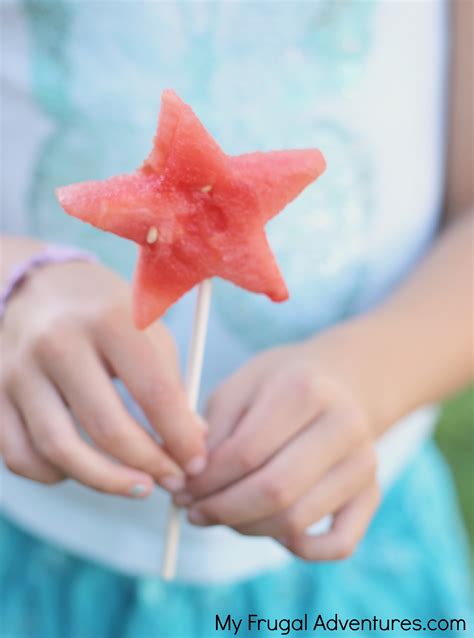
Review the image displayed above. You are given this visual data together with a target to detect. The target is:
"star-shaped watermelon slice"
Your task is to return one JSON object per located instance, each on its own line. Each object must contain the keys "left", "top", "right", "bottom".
{"left": 56, "top": 90, "right": 326, "bottom": 329}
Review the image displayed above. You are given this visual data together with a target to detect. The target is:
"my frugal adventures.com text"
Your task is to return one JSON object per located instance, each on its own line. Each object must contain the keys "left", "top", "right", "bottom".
{"left": 215, "top": 613, "right": 467, "bottom": 635}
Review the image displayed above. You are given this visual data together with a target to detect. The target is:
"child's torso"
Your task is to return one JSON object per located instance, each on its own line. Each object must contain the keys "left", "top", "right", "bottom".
{"left": 1, "top": 0, "right": 446, "bottom": 581}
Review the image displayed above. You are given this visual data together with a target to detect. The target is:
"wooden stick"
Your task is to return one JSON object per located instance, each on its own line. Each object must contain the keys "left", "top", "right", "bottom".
{"left": 161, "top": 278, "right": 213, "bottom": 580}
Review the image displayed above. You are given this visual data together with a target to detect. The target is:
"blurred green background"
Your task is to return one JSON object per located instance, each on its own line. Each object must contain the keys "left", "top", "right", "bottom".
{"left": 436, "top": 384, "right": 474, "bottom": 562}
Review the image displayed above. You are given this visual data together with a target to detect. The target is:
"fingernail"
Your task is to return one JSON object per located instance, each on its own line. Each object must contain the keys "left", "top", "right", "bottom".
{"left": 159, "top": 475, "right": 186, "bottom": 493}
{"left": 186, "top": 455, "right": 207, "bottom": 476}
{"left": 129, "top": 484, "right": 150, "bottom": 498}
{"left": 188, "top": 509, "right": 208, "bottom": 526}
{"left": 174, "top": 492, "right": 194, "bottom": 507}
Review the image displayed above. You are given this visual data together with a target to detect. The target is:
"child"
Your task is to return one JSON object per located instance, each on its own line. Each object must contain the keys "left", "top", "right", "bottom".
{"left": 1, "top": 1, "right": 472, "bottom": 636}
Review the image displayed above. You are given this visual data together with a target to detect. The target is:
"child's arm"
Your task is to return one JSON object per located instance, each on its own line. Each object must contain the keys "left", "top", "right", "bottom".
{"left": 0, "top": 235, "right": 207, "bottom": 495}
{"left": 345, "top": 0, "right": 473, "bottom": 433}
{"left": 317, "top": 208, "right": 473, "bottom": 438}
{"left": 179, "top": 0, "right": 473, "bottom": 559}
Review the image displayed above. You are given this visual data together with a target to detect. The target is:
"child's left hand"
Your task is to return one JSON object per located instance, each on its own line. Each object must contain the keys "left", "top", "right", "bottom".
{"left": 175, "top": 335, "right": 381, "bottom": 561}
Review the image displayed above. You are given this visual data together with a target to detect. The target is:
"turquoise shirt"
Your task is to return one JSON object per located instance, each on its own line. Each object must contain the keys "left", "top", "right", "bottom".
{"left": 10, "top": 0, "right": 443, "bottom": 355}
{"left": 0, "top": 0, "right": 450, "bottom": 582}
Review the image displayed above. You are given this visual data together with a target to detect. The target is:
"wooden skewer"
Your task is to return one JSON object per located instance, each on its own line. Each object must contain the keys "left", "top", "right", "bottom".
{"left": 160, "top": 278, "right": 213, "bottom": 580}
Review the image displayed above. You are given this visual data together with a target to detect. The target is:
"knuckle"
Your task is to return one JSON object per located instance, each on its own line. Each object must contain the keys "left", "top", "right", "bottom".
{"left": 31, "top": 322, "right": 76, "bottom": 359}
{"left": 4, "top": 450, "right": 28, "bottom": 477}
{"left": 137, "top": 382, "right": 159, "bottom": 413}
{"left": 38, "top": 435, "right": 72, "bottom": 466}
{"left": 141, "top": 376, "right": 178, "bottom": 413}
{"left": 92, "top": 302, "right": 131, "bottom": 339}
{"left": 3, "top": 364, "right": 23, "bottom": 393}
{"left": 93, "top": 427, "right": 124, "bottom": 450}
{"left": 281, "top": 509, "right": 305, "bottom": 537}
{"left": 200, "top": 505, "right": 221, "bottom": 525}
{"left": 31, "top": 329, "right": 53, "bottom": 358}
{"left": 333, "top": 532, "right": 356, "bottom": 560}
{"left": 95, "top": 303, "right": 123, "bottom": 327}
{"left": 87, "top": 409, "right": 124, "bottom": 448}
{"left": 41, "top": 471, "right": 64, "bottom": 485}
{"left": 288, "top": 536, "right": 313, "bottom": 561}
{"left": 211, "top": 511, "right": 225, "bottom": 525}
{"left": 261, "top": 475, "right": 293, "bottom": 509}
{"left": 338, "top": 404, "right": 369, "bottom": 443}
{"left": 235, "top": 444, "right": 261, "bottom": 473}
{"left": 285, "top": 363, "right": 318, "bottom": 407}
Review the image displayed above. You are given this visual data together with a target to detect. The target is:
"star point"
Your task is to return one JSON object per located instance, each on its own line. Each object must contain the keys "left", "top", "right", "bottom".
{"left": 56, "top": 90, "right": 325, "bottom": 328}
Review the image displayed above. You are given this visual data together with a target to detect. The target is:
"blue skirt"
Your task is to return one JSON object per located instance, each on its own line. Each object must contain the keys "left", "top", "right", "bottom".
{"left": 1, "top": 442, "right": 471, "bottom": 638}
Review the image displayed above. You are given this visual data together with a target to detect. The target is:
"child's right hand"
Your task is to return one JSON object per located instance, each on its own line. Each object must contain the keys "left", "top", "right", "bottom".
{"left": 0, "top": 259, "right": 207, "bottom": 498}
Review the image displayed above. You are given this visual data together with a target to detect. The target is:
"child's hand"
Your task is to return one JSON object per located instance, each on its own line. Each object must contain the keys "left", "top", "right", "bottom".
{"left": 178, "top": 339, "right": 380, "bottom": 561}
{"left": 0, "top": 260, "right": 207, "bottom": 497}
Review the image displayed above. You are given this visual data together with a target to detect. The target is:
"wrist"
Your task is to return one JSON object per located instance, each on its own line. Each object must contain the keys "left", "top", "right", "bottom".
{"left": 306, "top": 312, "right": 407, "bottom": 436}
{"left": 0, "top": 245, "right": 97, "bottom": 321}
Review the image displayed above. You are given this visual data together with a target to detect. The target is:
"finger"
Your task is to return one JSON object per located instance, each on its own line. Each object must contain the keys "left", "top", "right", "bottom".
{"left": 285, "top": 484, "right": 380, "bottom": 561}
{"left": 0, "top": 395, "right": 63, "bottom": 484}
{"left": 185, "top": 367, "right": 328, "bottom": 501}
{"left": 186, "top": 408, "right": 358, "bottom": 526}
{"left": 204, "top": 363, "right": 265, "bottom": 451}
{"left": 12, "top": 371, "right": 155, "bottom": 498}
{"left": 234, "top": 445, "right": 376, "bottom": 538}
{"left": 98, "top": 319, "right": 207, "bottom": 475}
{"left": 41, "top": 336, "right": 185, "bottom": 491}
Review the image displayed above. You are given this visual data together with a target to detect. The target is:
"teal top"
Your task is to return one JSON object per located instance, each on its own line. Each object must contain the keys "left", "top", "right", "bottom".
{"left": 5, "top": 0, "right": 445, "bottom": 350}
{"left": 1, "top": 0, "right": 450, "bottom": 582}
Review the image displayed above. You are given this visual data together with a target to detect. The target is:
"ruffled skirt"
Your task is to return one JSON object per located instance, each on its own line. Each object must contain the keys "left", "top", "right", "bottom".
{"left": 1, "top": 442, "right": 471, "bottom": 638}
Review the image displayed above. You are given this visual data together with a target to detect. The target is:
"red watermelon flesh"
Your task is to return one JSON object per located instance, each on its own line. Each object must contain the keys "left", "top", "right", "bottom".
{"left": 143, "top": 90, "right": 229, "bottom": 189}
{"left": 56, "top": 89, "right": 326, "bottom": 329}
{"left": 231, "top": 150, "right": 326, "bottom": 222}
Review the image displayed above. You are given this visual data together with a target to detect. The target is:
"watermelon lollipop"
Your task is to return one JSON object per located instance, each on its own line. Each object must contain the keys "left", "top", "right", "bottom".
{"left": 56, "top": 90, "right": 326, "bottom": 580}
{"left": 56, "top": 90, "right": 325, "bottom": 328}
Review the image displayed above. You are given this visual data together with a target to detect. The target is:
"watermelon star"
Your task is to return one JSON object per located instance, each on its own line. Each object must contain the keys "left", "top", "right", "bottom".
{"left": 56, "top": 90, "right": 326, "bottom": 329}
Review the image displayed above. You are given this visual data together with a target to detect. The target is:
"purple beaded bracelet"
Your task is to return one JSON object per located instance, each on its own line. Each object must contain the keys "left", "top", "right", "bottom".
{"left": 0, "top": 245, "right": 97, "bottom": 320}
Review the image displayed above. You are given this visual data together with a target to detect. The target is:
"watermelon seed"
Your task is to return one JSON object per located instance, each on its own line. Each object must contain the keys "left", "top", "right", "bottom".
{"left": 201, "top": 185, "right": 212, "bottom": 193}
{"left": 146, "top": 226, "right": 158, "bottom": 244}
